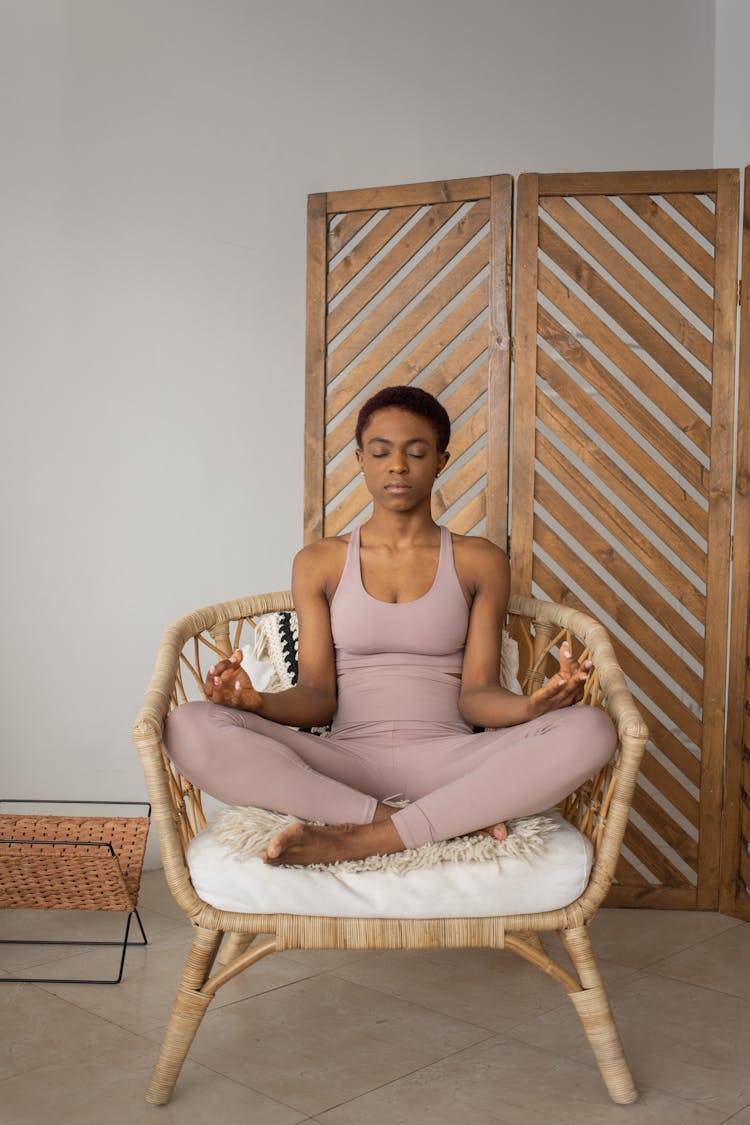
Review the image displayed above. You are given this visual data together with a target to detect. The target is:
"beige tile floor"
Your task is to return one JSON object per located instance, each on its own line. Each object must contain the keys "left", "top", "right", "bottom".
{"left": 1, "top": 870, "right": 749, "bottom": 1125}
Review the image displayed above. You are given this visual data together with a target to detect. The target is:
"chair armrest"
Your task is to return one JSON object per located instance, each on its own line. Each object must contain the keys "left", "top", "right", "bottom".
{"left": 508, "top": 594, "right": 648, "bottom": 915}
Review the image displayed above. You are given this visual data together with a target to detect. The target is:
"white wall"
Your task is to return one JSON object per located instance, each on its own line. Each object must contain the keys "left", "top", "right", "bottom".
{"left": 714, "top": 0, "right": 750, "bottom": 165}
{"left": 1, "top": 0, "right": 716, "bottom": 855}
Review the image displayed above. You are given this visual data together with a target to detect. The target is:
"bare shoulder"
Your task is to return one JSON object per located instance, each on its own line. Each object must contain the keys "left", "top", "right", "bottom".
{"left": 451, "top": 532, "right": 508, "bottom": 570}
{"left": 292, "top": 535, "right": 350, "bottom": 599}
{"left": 294, "top": 535, "right": 348, "bottom": 566}
{"left": 450, "top": 533, "right": 509, "bottom": 595}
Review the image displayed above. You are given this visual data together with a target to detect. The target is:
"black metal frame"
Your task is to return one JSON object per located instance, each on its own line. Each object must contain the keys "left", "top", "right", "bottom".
{"left": 0, "top": 800, "right": 151, "bottom": 985}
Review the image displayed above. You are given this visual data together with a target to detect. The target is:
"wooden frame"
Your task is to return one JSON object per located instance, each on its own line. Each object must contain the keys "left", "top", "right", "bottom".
{"left": 721, "top": 166, "right": 750, "bottom": 919}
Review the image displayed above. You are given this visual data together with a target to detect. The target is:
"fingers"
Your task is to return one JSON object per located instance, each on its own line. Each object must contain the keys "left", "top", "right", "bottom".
{"left": 531, "top": 662, "right": 590, "bottom": 713}
{"left": 559, "top": 634, "right": 578, "bottom": 675}
{"left": 215, "top": 665, "right": 252, "bottom": 692}
{"left": 559, "top": 636, "right": 593, "bottom": 679}
{"left": 204, "top": 661, "right": 252, "bottom": 707}
{"left": 204, "top": 682, "right": 240, "bottom": 706}
{"left": 205, "top": 651, "right": 250, "bottom": 695}
{"left": 207, "top": 651, "right": 243, "bottom": 677}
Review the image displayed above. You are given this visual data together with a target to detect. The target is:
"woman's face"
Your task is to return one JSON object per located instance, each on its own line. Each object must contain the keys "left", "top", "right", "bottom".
{"left": 356, "top": 407, "right": 449, "bottom": 510}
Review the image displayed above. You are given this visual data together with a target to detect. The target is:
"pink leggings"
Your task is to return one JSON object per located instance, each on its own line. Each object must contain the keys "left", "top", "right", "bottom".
{"left": 163, "top": 668, "right": 616, "bottom": 849}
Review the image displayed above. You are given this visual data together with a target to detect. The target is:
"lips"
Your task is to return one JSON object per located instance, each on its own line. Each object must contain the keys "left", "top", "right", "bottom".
{"left": 384, "top": 484, "right": 411, "bottom": 493}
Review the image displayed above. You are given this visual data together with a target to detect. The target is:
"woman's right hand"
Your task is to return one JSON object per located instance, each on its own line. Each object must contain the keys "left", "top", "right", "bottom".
{"left": 204, "top": 650, "right": 262, "bottom": 712}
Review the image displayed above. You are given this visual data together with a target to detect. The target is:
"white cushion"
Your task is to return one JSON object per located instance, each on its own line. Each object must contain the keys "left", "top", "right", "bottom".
{"left": 187, "top": 812, "right": 592, "bottom": 919}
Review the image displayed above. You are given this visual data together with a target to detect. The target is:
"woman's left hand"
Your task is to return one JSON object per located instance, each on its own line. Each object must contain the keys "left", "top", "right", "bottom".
{"left": 528, "top": 638, "right": 592, "bottom": 717}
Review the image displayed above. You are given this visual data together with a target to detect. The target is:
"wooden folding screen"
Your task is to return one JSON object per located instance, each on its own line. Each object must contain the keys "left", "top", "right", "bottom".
{"left": 304, "top": 177, "right": 512, "bottom": 547}
{"left": 721, "top": 167, "right": 750, "bottom": 920}
{"left": 304, "top": 168, "right": 746, "bottom": 912}
{"left": 511, "top": 170, "right": 740, "bottom": 909}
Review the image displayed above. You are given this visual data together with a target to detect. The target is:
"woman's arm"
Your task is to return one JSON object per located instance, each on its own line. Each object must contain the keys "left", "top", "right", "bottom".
{"left": 205, "top": 541, "right": 339, "bottom": 727}
{"left": 457, "top": 538, "right": 588, "bottom": 728}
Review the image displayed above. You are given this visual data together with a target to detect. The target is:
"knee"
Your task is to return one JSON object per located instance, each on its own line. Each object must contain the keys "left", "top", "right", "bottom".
{"left": 162, "top": 701, "right": 211, "bottom": 771}
{"left": 574, "top": 705, "right": 617, "bottom": 770}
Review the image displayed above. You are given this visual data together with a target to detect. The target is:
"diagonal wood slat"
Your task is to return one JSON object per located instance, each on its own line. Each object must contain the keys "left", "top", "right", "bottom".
{"left": 539, "top": 224, "right": 712, "bottom": 409}
{"left": 631, "top": 786, "right": 699, "bottom": 872}
{"left": 620, "top": 194, "right": 715, "bottom": 285}
{"left": 578, "top": 195, "right": 714, "bottom": 329}
{"left": 661, "top": 193, "right": 716, "bottom": 244}
{"left": 327, "top": 201, "right": 490, "bottom": 382}
{"left": 327, "top": 205, "right": 423, "bottom": 303}
{"left": 327, "top": 209, "right": 377, "bottom": 259}
{"left": 623, "top": 822, "right": 689, "bottom": 886}
{"left": 541, "top": 197, "right": 713, "bottom": 368}
{"left": 514, "top": 169, "right": 739, "bottom": 910}
{"left": 638, "top": 745, "right": 700, "bottom": 824}
{"left": 535, "top": 430, "right": 706, "bottom": 622}
{"left": 328, "top": 202, "right": 462, "bottom": 337}
{"left": 536, "top": 351, "right": 709, "bottom": 537}
{"left": 615, "top": 850, "right": 645, "bottom": 885}
{"left": 534, "top": 469, "right": 704, "bottom": 662}
{"left": 539, "top": 261, "right": 711, "bottom": 434}
{"left": 538, "top": 304, "right": 709, "bottom": 490}
{"left": 536, "top": 393, "right": 708, "bottom": 582}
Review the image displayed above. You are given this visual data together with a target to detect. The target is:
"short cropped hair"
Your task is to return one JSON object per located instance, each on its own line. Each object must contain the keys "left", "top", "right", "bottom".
{"left": 355, "top": 385, "right": 451, "bottom": 452}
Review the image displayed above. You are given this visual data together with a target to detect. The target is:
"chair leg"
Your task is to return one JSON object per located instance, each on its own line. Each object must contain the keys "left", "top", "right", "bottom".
{"left": 559, "top": 926, "right": 638, "bottom": 1105}
{"left": 217, "top": 931, "right": 256, "bottom": 966}
{"left": 146, "top": 926, "right": 223, "bottom": 1105}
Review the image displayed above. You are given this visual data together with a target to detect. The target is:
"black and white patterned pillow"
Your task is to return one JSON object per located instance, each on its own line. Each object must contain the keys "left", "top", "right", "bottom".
{"left": 245, "top": 611, "right": 330, "bottom": 736}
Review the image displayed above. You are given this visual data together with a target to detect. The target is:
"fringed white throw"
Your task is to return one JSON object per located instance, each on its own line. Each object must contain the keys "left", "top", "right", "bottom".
{"left": 212, "top": 805, "right": 559, "bottom": 875}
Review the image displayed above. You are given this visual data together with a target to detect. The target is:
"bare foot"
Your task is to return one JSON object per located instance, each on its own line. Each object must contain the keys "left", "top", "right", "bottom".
{"left": 482, "top": 821, "right": 508, "bottom": 843}
{"left": 262, "top": 818, "right": 404, "bottom": 866}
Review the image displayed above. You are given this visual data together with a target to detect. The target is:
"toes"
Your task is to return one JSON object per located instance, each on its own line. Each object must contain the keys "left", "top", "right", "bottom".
{"left": 263, "top": 823, "right": 307, "bottom": 863}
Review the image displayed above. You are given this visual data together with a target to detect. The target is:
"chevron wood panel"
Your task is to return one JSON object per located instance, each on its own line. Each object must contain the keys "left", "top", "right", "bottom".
{"left": 721, "top": 166, "right": 750, "bottom": 921}
{"left": 513, "top": 170, "right": 739, "bottom": 909}
{"left": 305, "top": 177, "right": 513, "bottom": 547}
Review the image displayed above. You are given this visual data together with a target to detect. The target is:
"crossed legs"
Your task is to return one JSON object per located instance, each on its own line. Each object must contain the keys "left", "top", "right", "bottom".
{"left": 164, "top": 702, "right": 615, "bottom": 864}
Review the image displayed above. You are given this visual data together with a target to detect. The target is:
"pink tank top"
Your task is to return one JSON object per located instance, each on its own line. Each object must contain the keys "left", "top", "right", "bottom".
{"left": 330, "top": 525, "right": 470, "bottom": 673}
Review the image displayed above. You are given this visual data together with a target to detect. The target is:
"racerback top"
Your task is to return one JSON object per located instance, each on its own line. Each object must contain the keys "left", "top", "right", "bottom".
{"left": 330, "top": 524, "right": 470, "bottom": 673}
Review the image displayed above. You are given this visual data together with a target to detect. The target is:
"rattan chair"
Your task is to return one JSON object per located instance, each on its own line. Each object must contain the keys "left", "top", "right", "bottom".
{"left": 132, "top": 590, "right": 647, "bottom": 1106}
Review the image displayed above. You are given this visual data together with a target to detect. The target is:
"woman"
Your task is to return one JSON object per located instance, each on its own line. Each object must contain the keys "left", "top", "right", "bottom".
{"left": 164, "top": 385, "right": 615, "bottom": 866}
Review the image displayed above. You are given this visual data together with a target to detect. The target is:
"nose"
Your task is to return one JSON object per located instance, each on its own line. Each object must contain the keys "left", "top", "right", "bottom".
{"left": 389, "top": 453, "right": 408, "bottom": 474}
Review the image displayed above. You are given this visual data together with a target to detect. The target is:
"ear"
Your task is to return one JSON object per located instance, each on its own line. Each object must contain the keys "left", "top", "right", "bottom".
{"left": 438, "top": 450, "right": 450, "bottom": 474}
{"left": 355, "top": 447, "right": 364, "bottom": 470}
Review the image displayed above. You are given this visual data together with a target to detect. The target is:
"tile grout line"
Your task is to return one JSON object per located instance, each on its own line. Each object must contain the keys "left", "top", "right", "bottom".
{"left": 325, "top": 965, "right": 575, "bottom": 1036}
{"left": 620, "top": 961, "right": 750, "bottom": 1005}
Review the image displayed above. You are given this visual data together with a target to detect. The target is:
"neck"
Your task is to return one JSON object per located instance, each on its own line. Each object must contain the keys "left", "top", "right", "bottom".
{"left": 361, "top": 507, "right": 439, "bottom": 548}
